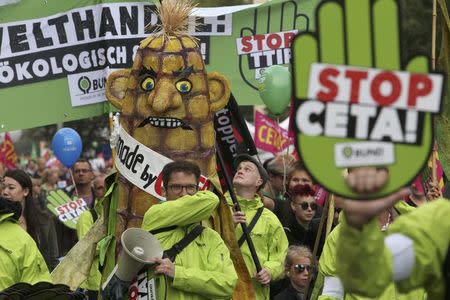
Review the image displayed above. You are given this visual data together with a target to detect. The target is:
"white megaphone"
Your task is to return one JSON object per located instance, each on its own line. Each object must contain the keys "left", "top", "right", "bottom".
{"left": 103, "top": 228, "right": 163, "bottom": 295}
{"left": 102, "top": 228, "right": 163, "bottom": 300}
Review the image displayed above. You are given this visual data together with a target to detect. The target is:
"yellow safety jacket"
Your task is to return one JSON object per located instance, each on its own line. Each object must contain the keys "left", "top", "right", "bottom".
{"left": 141, "top": 191, "right": 238, "bottom": 300}
{"left": 0, "top": 213, "right": 51, "bottom": 290}
{"left": 337, "top": 199, "right": 450, "bottom": 300}
{"left": 225, "top": 192, "right": 289, "bottom": 300}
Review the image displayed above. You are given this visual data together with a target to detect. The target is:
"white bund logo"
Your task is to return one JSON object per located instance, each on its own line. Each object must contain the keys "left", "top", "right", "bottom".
{"left": 334, "top": 141, "right": 395, "bottom": 168}
{"left": 68, "top": 69, "right": 108, "bottom": 107}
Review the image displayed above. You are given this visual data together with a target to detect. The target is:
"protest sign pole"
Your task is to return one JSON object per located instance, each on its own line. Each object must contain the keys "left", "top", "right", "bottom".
{"left": 325, "top": 194, "right": 335, "bottom": 237}
{"left": 432, "top": 0, "right": 437, "bottom": 71}
{"left": 68, "top": 169, "right": 79, "bottom": 197}
{"left": 216, "top": 147, "right": 262, "bottom": 272}
{"left": 304, "top": 191, "right": 331, "bottom": 298}
{"left": 431, "top": 0, "right": 438, "bottom": 185}
{"left": 109, "top": 112, "right": 116, "bottom": 167}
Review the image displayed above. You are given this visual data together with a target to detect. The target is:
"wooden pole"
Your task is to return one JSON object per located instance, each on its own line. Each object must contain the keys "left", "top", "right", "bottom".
{"left": 304, "top": 193, "right": 330, "bottom": 298}
{"left": 431, "top": 0, "right": 438, "bottom": 185}
{"left": 325, "top": 194, "right": 335, "bottom": 237}
{"left": 108, "top": 112, "right": 116, "bottom": 168}
{"left": 432, "top": 0, "right": 437, "bottom": 70}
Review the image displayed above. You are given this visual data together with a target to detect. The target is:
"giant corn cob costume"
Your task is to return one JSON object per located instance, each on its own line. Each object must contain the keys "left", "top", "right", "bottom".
{"left": 51, "top": 2, "right": 255, "bottom": 298}
{"left": 102, "top": 0, "right": 254, "bottom": 298}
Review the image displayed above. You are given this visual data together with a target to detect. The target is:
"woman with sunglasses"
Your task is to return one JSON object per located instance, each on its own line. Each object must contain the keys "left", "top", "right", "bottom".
{"left": 274, "top": 245, "right": 315, "bottom": 300}
{"left": 284, "top": 184, "right": 326, "bottom": 255}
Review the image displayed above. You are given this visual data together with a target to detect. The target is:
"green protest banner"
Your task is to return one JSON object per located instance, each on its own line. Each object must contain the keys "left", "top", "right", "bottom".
{"left": 291, "top": 0, "right": 445, "bottom": 199}
{"left": 0, "top": 0, "right": 320, "bottom": 131}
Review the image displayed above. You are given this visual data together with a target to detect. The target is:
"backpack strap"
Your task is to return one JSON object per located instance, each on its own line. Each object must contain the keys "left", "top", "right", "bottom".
{"left": 163, "top": 225, "right": 205, "bottom": 262}
{"left": 150, "top": 225, "right": 178, "bottom": 235}
{"left": 238, "top": 207, "right": 264, "bottom": 247}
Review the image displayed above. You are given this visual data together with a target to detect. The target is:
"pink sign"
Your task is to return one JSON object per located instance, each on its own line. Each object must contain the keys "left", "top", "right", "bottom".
{"left": 254, "top": 110, "right": 291, "bottom": 154}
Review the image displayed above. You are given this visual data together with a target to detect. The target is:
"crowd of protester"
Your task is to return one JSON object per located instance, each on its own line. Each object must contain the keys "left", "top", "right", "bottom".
{"left": 0, "top": 156, "right": 110, "bottom": 294}
{"left": 0, "top": 150, "right": 448, "bottom": 299}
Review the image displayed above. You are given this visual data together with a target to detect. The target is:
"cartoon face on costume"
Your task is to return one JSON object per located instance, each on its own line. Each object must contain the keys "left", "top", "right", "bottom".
{"left": 105, "top": 18, "right": 230, "bottom": 232}
{"left": 106, "top": 34, "right": 230, "bottom": 177}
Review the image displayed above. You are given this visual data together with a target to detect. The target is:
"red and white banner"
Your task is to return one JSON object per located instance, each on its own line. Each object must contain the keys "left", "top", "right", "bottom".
{"left": 254, "top": 110, "right": 291, "bottom": 155}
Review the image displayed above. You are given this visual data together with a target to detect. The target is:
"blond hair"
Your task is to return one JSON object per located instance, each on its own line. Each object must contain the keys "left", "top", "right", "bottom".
{"left": 284, "top": 245, "right": 313, "bottom": 268}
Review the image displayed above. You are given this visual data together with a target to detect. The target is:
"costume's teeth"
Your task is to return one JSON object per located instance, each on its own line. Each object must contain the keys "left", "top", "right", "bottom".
{"left": 142, "top": 117, "right": 188, "bottom": 129}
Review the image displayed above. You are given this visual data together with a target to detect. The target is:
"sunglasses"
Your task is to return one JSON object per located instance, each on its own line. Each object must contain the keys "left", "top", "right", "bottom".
{"left": 293, "top": 264, "right": 312, "bottom": 273}
{"left": 295, "top": 202, "right": 318, "bottom": 210}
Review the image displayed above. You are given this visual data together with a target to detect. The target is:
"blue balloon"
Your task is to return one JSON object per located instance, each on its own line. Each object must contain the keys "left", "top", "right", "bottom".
{"left": 52, "top": 128, "right": 82, "bottom": 167}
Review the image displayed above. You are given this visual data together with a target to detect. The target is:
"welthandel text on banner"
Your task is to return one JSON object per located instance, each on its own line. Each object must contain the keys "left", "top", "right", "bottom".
{"left": 0, "top": 2, "right": 231, "bottom": 88}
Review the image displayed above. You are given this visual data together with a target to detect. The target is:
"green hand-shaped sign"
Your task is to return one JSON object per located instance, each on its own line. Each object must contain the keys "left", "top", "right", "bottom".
{"left": 292, "top": 0, "right": 444, "bottom": 199}
{"left": 47, "top": 190, "right": 88, "bottom": 229}
{"left": 237, "top": 0, "right": 316, "bottom": 90}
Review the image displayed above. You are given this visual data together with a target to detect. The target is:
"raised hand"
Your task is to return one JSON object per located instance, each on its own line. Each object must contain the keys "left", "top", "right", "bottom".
{"left": 238, "top": 1, "right": 312, "bottom": 90}
{"left": 292, "top": 0, "right": 433, "bottom": 199}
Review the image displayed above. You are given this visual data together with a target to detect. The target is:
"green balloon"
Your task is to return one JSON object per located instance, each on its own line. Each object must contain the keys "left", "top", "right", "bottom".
{"left": 258, "top": 65, "right": 292, "bottom": 115}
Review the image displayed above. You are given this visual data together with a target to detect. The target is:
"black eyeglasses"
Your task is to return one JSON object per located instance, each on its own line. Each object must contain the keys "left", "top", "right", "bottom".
{"left": 294, "top": 202, "right": 318, "bottom": 210}
{"left": 167, "top": 184, "right": 198, "bottom": 195}
{"left": 74, "top": 168, "right": 92, "bottom": 174}
{"left": 293, "top": 264, "right": 312, "bottom": 273}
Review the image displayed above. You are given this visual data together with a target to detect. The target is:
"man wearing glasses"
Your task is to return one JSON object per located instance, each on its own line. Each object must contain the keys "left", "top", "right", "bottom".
{"left": 69, "top": 159, "right": 96, "bottom": 208}
{"left": 140, "top": 160, "right": 237, "bottom": 299}
{"left": 54, "top": 159, "right": 97, "bottom": 259}
{"left": 229, "top": 154, "right": 288, "bottom": 300}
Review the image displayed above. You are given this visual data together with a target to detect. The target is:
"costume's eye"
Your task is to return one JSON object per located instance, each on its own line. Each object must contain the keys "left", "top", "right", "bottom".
{"left": 175, "top": 79, "right": 192, "bottom": 94}
{"left": 141, "top": 77, "right": 155, "bottom": 91}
